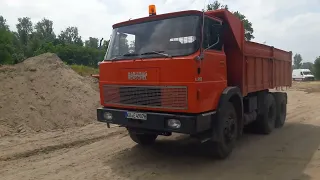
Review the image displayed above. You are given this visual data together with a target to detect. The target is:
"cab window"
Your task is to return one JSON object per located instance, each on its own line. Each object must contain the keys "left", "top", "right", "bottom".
{"left": 203, "top": 17, "right": 223, "bottom": 51}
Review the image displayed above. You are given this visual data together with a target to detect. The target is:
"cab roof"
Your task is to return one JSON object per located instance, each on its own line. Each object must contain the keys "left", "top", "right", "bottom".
{"left": 112, "top": 10, "right": 202, "bottom": 28}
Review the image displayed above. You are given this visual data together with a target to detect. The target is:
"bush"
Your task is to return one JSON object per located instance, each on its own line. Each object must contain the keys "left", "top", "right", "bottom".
{"left": 70, "top": 64, "right": 99, "bottom": 76}
{"left": 314, "top": 57, "right": 320, "bottom": 80}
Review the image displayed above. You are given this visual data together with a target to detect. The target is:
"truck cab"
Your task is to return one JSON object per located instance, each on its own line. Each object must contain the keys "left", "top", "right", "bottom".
{"left": 96, "top": 6, "right": 291, "bottom": 159}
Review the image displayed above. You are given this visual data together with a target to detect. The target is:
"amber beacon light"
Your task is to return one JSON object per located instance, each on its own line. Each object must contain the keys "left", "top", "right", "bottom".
{"left": 149, "top": 5, "right": 156, "bottom": 16}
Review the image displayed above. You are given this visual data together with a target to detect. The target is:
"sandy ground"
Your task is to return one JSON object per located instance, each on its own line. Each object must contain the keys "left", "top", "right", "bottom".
{"left": 1, "top": 82, "right": 320, "bottom": 180}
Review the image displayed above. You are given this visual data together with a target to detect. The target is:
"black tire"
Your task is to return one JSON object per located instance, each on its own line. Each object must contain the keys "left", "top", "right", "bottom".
{"left": 273, "top": 92, "right": 287, "bottom": 128}
{"left": 255, "top": 93, "right": 276, "bottom": 134}
{"left": 210, "top": 102, "right": 238, "bottom": 159}
{"left": 128, "top": 130, "right": 158, "bottom": 145}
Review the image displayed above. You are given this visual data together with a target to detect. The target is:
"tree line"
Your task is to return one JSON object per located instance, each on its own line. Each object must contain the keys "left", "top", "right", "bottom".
{"left": 0, "top": 16, "right": 109, "bottom": 67}
{"left": 0, "top": 1, "right": 255, "bottom": 68}
{"left": 293, "top": 54, "right": 320, "bottom": 79}
{"left": 5, "top": 0, "right": 318, "bottom": 80}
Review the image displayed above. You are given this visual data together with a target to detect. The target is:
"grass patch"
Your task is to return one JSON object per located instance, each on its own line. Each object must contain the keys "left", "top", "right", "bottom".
{"left": 70, "top": 65, "right": 99, "bottom": 76}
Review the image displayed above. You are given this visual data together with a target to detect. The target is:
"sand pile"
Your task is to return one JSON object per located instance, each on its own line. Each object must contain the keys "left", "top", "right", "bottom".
{"left": 0, "top": 53, "right": 100, "bottom": 136}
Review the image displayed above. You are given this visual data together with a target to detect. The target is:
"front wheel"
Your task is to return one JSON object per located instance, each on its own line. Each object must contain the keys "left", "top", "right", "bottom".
{"left": 209, "top": 102, "right": 238, "bottom": 159}
{"left": 128, "top": 129, "right": 158, "bottom": 145}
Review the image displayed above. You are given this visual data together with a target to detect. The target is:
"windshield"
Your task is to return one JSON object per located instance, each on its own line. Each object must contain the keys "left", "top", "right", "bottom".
{"left": 105, "top": 15, "right": 200, "bottom": 60}
{"left": 303, "top": 71, "right": 312, "bottom": 75}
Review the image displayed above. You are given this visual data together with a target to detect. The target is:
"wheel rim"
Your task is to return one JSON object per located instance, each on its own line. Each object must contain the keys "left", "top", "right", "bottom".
{"left": 224, "top": 113, "right": 236, "bottom": 143}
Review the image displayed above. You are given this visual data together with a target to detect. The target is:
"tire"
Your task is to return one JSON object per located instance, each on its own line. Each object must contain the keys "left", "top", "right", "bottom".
{"left": 210, "top": 102, "right": 238, "bottom": 159}
{"left": 128, "top": 129, "right": 158, "bottom": 146}
{"left": 255, "top": 93, "right": 276, "bottom": 134}
{"left": 273, "top": 92, "right": 287, "bottom": 128}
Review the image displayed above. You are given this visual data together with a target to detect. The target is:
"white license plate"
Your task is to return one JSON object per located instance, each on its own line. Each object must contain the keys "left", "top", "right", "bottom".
{"left": 126, "top": 112, "right": 147, "bottom": 120}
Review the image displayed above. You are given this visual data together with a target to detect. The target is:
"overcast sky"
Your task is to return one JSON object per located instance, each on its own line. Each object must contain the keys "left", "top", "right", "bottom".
{"left": 1, "top": 0, "right": 319, "bottom": 62}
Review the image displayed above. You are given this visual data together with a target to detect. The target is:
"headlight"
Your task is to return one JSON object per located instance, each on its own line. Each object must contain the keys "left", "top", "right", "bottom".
{"left": 103, "top": 112, "right": 113, "bottom": 120}
{"left": 167, "top": 119, "right": 181, "bottom": 129}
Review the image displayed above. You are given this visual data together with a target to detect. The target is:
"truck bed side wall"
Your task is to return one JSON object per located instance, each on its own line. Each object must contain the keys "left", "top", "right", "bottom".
{"left": 243, "top": 42, "right": 292, "bottom": 95}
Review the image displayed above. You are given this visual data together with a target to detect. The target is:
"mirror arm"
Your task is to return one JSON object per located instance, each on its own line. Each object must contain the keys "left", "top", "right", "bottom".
{"left": 195, "top": 10, "right": 205, "bottom": 62}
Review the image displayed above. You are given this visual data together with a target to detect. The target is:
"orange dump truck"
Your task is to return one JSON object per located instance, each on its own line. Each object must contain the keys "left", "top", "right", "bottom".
{"left": 96, "top": 6, "right": 292, "bottom": 159}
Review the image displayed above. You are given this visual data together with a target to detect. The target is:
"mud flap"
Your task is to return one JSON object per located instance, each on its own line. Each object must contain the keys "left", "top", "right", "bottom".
{"left": 211, "top": 105, "right": 226, "bottom": 142}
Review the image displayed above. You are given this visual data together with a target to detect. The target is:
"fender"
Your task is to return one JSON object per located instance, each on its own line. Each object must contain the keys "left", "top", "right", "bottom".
{"left": 211, "top": 86, "right": 244, "bottom": 142}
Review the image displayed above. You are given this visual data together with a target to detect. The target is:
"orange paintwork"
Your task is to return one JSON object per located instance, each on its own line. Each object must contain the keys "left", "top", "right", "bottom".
{"left": 99, "top": 9, "right": 291, "bottom": 114}
{"left": 99, "top": 51, "right": 227, "bottom": 113}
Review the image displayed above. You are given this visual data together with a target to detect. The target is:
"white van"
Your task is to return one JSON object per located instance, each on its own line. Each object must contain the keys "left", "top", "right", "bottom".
{"left": 292, "top": 69, "right": 315, "bottom": 81}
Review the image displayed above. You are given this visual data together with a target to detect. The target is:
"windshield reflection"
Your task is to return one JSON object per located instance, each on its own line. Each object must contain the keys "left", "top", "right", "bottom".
{"left": 105, "top": 15, "right": 201, "bottom": 60}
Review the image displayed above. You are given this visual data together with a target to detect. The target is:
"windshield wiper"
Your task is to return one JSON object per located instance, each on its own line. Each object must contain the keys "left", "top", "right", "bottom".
{"left": 123, "top": 53, "right": 140, "bottom": 57}
{"left": 140, "top": 51, "right": 172, "bottom": 58}
{"left": 111, "top": 53, "right": 140, "bottom": 60}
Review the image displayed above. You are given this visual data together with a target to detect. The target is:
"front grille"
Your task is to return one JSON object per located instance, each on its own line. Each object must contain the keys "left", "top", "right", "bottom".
{"left": 103, "top": 85, "right": 188, "bottom": 109}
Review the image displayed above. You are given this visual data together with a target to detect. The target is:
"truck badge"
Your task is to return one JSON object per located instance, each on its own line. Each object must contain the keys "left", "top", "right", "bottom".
{"left": 128, "top": 72, "right": 147, "bottom": 80}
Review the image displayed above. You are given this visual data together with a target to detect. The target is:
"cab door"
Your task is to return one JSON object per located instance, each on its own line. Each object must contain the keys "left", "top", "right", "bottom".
{"left": 197, "top": 16, "right": 227, "bottom": 111}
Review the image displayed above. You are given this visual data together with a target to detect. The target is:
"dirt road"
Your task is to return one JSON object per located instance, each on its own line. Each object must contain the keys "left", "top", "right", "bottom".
{"left": 1, "top": 82, "right": 320, "bottom": 180}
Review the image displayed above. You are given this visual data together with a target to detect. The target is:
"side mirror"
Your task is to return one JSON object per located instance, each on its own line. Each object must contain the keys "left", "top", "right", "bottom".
{"left": 99, "top": 38, "right": 104, "bottom": 49}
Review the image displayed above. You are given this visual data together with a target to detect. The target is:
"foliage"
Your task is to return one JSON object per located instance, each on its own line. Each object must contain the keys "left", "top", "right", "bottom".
{"left": 301, "top": 62, "right": 314, "bottom": 70}
{"left": 314, "top": 57, "right": 320, "bottom": 80}
{"left": 70, "top": 64, "right": 99, "bottom": 76}
{"left": 0, "top": 16, "right": 9, "bottom": 30}
{"left": 34, "top": 18, "right": 56, "bottom": 42}
{"left": 0, "top": 15, "right": 109, "bottom": 70}
{"left": 293, "top": 54, "right": 303, "bottom": 69}
{"left": 0, "top": 29, "right": 14, "bottom": 64}
{"left": 206, "top": 1, "right": 229, "bottom": 11}
{"left": 85, "top": 37, "right": 99, "bottom": 49}
{"left": 58, "top": 26, "right": 83, "bottom": 46}
{"left": 205, "top": 0, "right": 254, "bottom": 41}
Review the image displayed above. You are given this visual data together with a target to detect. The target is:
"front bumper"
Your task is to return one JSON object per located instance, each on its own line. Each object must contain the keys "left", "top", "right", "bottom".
{"left": 97, "top": 107, "right": 215, "bottom": 134}
{"left": 304, "top": 77, "right": 315, "bottom": 81}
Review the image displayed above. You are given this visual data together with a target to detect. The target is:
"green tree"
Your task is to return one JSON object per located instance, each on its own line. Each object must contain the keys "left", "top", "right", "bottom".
{"left": 205, "top": 0, "right": 254, "bottom": 41}
{"left": 0, "top": 15, "right": 107, "bottom": 68}
{"left": 102, "top": 40, "right": 109, "bottom": 50}
{"left": 233, "top": 11, "right": 254, "bottom": 41}
{"left": 0, "top": 16, "right": 9, "bottom": 30}
{"left": 11, "top": 32, "right": 25, "bottom": 63}
{"left": 206, "top": 1, "right": 229, "bottom": 11}
{"left": 0, "top": 26, "right": 14, "bottom": 64}
{"left": 34, "top": 18, "right": 56, "bottom": 42}
{"left": 85, "top": 37, "right": 99, "bottom": 49}
{"left": 16, "top": 17, "right": 33, "bottom": 46}
{"left": 301, "top": 62, "right": 314, "bottom": 70}
{"left": 58, "top": 26, "right": 83, "bottom": 46}
{"left": 293, "top": 54, "right": 303, "bottom": 69}
{"left": 314, "top": 57, "right": 320, "bottom": 80}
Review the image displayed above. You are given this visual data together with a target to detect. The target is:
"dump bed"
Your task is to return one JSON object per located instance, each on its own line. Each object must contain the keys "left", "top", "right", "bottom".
{"left": 243, "top": 41, "right": 292, "bottom": 94}
{"left": 207, "top": 10, "right": 292, "bottom": 96}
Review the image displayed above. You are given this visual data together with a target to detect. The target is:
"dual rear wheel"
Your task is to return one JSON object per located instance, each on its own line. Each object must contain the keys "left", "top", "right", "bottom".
{"left": 253, "top": 92, "right": 287, "bottom": 134}
{"left": 210, "top": 92, "right": 287, "bottom": 159}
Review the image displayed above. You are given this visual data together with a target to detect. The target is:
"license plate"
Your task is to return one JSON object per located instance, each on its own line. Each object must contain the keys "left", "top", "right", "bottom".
{"left": 125, "top": 111, "right": 147, "bottom": 120}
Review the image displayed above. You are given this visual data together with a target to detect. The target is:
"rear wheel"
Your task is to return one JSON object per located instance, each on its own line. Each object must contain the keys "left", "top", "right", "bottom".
{"left": 273, "top": 92, "right": 287, "bottom": 128}
{"left": 128, "top": 129, "right": 158, "bottom": 145}
{"left": 255, "top": 93, "right": 276, "bottom": 134}
{"left": 210, "top": 102, "right": 238, "bottom": 159}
